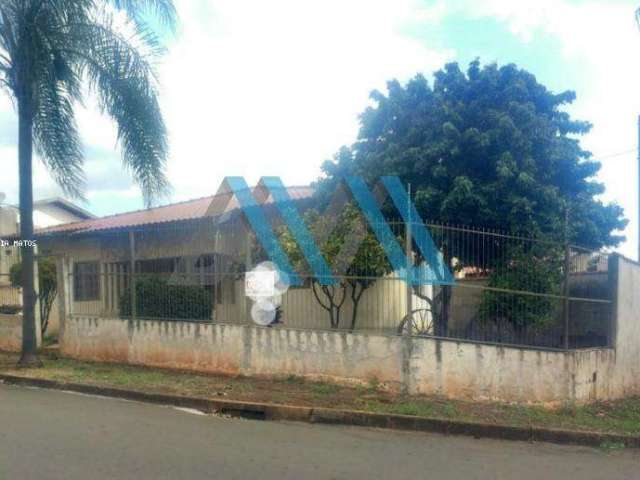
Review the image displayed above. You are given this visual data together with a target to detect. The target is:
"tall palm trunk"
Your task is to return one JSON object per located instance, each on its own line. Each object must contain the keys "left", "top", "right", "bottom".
{"left": 17, "top": 93, "right": 41, "bottom": 366}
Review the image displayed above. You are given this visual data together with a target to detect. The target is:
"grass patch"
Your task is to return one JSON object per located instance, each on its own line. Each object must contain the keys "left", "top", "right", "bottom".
{"left": 310, "top": 383, "right": 340, "bottom": 396}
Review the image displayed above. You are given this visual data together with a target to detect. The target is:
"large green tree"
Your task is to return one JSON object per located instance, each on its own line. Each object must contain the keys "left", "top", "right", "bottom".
{"left": 0, "top": 0, "right": 176, "bottom": 366}
{"left": 319, "top": 61, "right": 627, "bottom": 249}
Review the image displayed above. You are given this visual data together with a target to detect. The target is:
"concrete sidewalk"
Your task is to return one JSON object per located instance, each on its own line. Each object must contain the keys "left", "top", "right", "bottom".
{"left": 0, "top": 384, "right": 638, "bottom": 480}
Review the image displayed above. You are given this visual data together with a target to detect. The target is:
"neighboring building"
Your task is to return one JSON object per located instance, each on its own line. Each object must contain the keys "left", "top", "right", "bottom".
{"left": 31, "top": 198, "right": 95, "bottom": 229}
{"left": 0, "top": 197, "right": 94, "bottom": 281}
{"left": 0, "top": 197, "right": 94, "bottom": 336}
{"left": 0, "top": 197, "right": 94, "bottom": 234}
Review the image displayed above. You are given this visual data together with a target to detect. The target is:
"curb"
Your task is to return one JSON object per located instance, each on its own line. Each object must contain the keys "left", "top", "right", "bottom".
{"left": 1, "top": 373, "right": 638, "bottom": 449}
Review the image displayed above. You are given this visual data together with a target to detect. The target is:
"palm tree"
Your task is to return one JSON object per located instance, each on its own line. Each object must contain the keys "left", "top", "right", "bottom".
{"left": 0, "top": 0, "right": 176, "bottom": 366}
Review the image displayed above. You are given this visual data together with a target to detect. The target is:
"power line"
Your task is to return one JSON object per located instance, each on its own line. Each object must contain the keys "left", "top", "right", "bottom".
{"left": 588, "top": 148, "right": 636, "bottom": 162}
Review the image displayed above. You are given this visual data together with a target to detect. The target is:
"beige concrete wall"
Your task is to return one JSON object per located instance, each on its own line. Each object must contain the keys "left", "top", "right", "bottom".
{"left": 0, "top": 207, "right": 18, "bottom": 236}
{"left": 0, "top": 285, "right": 21, "bottom": 307}
{"left": 408, "top": 340, "right": 619, "bottom": 403}
{"left": 0, "top": 314, "right": 22, "bottom": 352}
{"left": 449, "top": 279, "right": 486, "bottom": 331}
{"left": 606, "top": 255, "right": 640, "bottom": 398}
{"left": 62, "top": 317, "right": 404, "bottom": 389}
{"left": 61, "top": 315, "right": 620, "bottom": 403}
{"left": 46, "top": 296, "right": 61, "bottom": 337}
{"left": 215, "top": 277, "right": 429, "bottom": 333}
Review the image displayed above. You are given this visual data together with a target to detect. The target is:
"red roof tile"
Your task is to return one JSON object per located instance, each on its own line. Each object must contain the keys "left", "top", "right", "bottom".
{"left": 36, "top": 186, "right": 315, "bottom": 236}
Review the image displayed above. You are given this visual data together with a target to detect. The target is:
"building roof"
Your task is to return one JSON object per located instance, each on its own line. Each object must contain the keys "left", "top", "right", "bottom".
{"left": 5, "top": 197, "right": 95, "bottom": 220}
{"left": 35, "top": 186, "right": 315, "bottom": 237}
{"left": 33, "top": 197, "right": 95, "bottom": 220}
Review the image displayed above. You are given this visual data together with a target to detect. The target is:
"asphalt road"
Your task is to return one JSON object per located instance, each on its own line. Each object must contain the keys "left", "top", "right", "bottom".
{"left": 0, "top": 384, "right": 638, "bottom": 480}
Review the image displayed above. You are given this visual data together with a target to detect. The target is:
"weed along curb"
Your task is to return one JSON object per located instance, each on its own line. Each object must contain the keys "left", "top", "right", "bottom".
{"left": 1, "top": 373, "right": 639, "bottom": 449}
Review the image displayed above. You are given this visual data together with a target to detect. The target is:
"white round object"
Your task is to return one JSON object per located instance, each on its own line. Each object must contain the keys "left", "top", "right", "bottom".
{"left": 251, "top": 302, "right": 277, "bottom": 326}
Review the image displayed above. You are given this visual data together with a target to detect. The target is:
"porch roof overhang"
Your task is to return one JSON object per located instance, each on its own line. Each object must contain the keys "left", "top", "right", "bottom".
{"left": 29, "top": 186, "right": 315, "bottom": 239}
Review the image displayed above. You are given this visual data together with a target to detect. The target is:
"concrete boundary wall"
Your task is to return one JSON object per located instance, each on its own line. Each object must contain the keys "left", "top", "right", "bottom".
{"left": 607, "top": 254, "right": 640, "bottom": 398}
{"left": 60, "top": 316, "right": 617, "bottom": 404}
{"left": 54, "top": 254, "right": 640, "bottom": 403}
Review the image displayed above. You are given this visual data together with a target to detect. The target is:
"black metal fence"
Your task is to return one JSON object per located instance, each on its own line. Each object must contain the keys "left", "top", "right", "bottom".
{"left": 65, "top": 217, "right": 614, "bottom": 350}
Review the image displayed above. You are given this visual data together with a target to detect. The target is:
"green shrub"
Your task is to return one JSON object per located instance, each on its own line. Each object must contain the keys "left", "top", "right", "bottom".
{"left": 479, "top": 244, "right": 564, "bottom": 330}
{"left": 119, "top": 277, "right": 213, "bottom": 321}
{"left": 10, "top": 257, "right": 57, "bottom": 334}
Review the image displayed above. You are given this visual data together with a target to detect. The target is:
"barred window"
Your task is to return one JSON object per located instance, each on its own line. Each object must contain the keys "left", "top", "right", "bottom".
{"left": 74, "top": 262, "right": 100, "bottom": 302}
{"left": 136, "top": 258, "right": 177, "bottom": 275}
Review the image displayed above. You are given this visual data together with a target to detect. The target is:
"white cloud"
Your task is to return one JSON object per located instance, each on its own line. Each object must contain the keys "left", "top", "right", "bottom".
{"left": 5, "top": 0, "right": 635, "bottom": 260}
{"left": 160, "top": 0, "right": 452, "bottom": 201}
{"left": 442, "top": 0, "right": 640, "bottom": 258}
{"left": 1, "top": 0, "right": 451, "bottom": 217}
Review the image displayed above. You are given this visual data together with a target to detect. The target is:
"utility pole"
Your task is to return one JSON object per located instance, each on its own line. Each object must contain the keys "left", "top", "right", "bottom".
{"left": 637, "top": 115, "right": 640, "bottom": 261}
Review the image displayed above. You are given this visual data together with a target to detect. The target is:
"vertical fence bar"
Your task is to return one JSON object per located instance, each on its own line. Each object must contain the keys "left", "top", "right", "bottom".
{"left": 405, "top": 183, "right": 412, "bottom": 322}
{"left": 68, "top": 263, "right": 74, "bottom": 318}
{"left": 562, "top": 207, "right": 570, "bottom": 349}
{"left": 129, "top": 230, "right": 137, "bottom": 320}
{"left": 607, "top": 254, "right": 619, "bottom": 348}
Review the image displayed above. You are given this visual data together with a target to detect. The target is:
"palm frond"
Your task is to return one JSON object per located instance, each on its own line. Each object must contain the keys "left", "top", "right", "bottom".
{"left": 109, "top": 0, "right": 177, "bottom": 30}
{"left": 60, "top": 11, "right": 170, "bottom": 205}
{"left": 32, "top": 67, "right": 86, "bottom": 199}
{"left": 0, "top": 0, "right": 175, "bottom": 205}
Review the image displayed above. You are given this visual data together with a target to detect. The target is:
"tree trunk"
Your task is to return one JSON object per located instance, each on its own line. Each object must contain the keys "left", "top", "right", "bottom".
{"left": 349, "top": 281, "right": 366, "bottom": 332}
{"left": 17, "top": 94, "right": 41, "bottom": 367}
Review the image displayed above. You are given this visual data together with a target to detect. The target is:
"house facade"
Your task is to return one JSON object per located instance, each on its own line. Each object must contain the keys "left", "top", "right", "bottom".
{"left": 35, "top": 188, "right": 429, "bottom": 334}
{"left": 0, "top": 187, "right": 627, "bottom": 404}
{"left": 0, "top": 197, "right": 94, "bottom": 280}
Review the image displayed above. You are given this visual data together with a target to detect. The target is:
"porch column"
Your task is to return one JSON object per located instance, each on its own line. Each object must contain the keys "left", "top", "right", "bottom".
{"left": 33, "top": 245, "right": 42, "bottom": 347}
{"left": 129, "top": 231, "right": 137, "bottom": 319}
{"left": 56, "top": 256, "right": 70, "bottom": 346}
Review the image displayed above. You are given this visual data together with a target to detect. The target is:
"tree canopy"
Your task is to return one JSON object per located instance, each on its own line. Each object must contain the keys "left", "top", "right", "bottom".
{"left": 319, "top": 60, "right": 626, "bottom": 249}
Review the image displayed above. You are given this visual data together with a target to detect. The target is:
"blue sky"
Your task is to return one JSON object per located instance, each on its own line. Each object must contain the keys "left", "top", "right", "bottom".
{"left": 1, "top": 0, "right": 639, "bottom": 256}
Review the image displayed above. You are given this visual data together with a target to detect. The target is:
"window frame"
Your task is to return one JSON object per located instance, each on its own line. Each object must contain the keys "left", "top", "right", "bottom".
{"left": 73, "top": 261, "right": 101, "bottom": 302}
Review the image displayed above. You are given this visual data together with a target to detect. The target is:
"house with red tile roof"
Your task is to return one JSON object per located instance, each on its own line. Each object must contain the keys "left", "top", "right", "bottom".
{"left": 34, "top": 185, "right": 413, "bottom": 334}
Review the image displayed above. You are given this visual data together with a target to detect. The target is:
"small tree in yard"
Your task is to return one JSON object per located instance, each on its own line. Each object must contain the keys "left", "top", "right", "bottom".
{"left": 10, "top": 257, "right": 57, "bottom": 337}
{"left": 280, "top": 205, "right": 390, "bottom": 330}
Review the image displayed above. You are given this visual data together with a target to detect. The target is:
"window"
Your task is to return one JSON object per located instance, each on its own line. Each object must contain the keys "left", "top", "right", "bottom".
{"left": 74, "top": 262, "right": 100, "bottom": 302}
{"left": 136, "top": 258, "right": 177, "bottom": 275}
